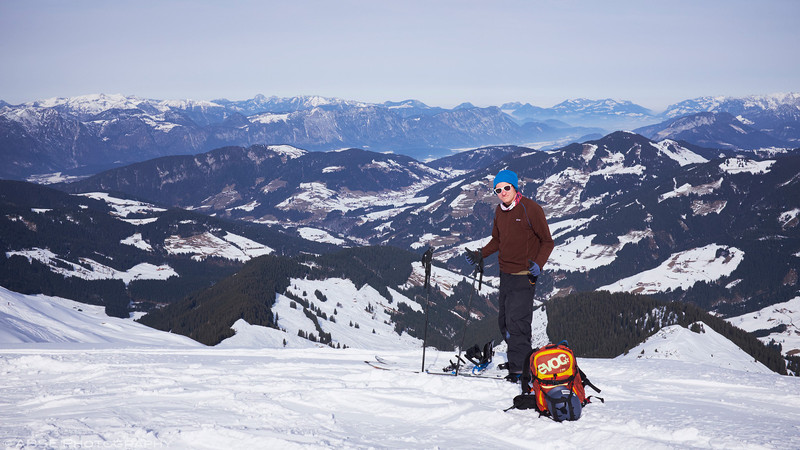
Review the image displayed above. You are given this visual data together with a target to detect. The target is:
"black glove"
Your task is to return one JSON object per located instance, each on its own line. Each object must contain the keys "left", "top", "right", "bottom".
{"left": 464, "top": 249, "right": 482, "bottom": 266}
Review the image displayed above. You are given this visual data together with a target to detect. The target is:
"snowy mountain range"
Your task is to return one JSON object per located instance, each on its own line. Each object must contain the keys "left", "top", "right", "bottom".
{"left": 2, "top": 131, "right": 798, "bottom": 364}
{"left": 2, "top": 92, "right": 798, "bottom": 180}
{"left": 0, "top": 93, "right": 602, "bottom": 179}
{"left": 1, "top": 93, "right": 799, "bottom": 376}
{"left": 53, "top": 129, "right": 798, "bottom": 317}
{"left": 3, "top": 92, "right": 799, "bottom": 446}
{"left": 638, "top": 93, "right": 800, "bottom": 150}
{"left": 502, "top": 98, "right": 655, "bottom": 129}
{"left": 661, "top": 93, "right": 800, "bottom": 123}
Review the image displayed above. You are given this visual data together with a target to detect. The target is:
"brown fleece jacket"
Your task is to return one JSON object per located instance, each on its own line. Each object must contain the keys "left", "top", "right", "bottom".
{"left": 481, "top": 195, "right": 554, "bottom": 274}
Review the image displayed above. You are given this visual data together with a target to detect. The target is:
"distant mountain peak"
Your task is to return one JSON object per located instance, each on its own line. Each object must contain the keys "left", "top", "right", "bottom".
{"left": 552, "top": 98, "right": 652, "bottom": 116}
{"left": 453, "top": 102, "right": 476, "bottom": 110}
{"left": 383, "top": 99, "right": 431, "bottom": 109}
{"left": 635, "top": 111, "right": 791, "bottom": 150}
{"left": 662, "top": 92, "right": 800, "bottom": 119}
{"left": 30, "top": 93, "right": 146, "bottom": 114}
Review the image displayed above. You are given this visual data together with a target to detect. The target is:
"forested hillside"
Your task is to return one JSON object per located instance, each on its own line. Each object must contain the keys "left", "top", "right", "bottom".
{"left": 0, "top": 180, "right": 334, "bottom": 317}
{"left": 134, "top": 242, "right": 788, "bottom": 375}
{"left": 544, "top": 291, "right": 786, "bottom": 374}
{"left": 138, "top": 254, "right": 308, "bottom": 345}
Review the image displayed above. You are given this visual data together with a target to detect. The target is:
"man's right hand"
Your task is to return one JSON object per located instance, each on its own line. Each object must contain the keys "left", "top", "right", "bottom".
{"left": 464, "top": 249, "right": 482, "bottom": 266}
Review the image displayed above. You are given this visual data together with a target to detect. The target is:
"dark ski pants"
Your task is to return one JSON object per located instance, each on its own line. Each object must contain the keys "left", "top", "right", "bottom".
{"left": 498, "top": 272, "right": 535, "bottom": 374}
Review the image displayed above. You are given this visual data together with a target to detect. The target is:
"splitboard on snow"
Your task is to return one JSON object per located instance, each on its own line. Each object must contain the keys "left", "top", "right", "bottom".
{"left": 364, "top": 356, "right": 506, "bottom": 380}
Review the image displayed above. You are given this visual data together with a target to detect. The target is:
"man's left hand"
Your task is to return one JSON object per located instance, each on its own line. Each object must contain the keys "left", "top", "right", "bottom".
{"left": 528, "top": 260, "right": 541, "bottom": 277}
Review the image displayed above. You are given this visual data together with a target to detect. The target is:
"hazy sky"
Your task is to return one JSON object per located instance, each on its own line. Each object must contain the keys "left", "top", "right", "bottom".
{"left": 1, "top": 0, "right": 798, "bottom": 111}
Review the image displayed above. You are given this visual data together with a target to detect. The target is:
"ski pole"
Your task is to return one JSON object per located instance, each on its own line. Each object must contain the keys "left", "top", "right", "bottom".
{"left": 420, "top": 247, "right": 434, "bottom": 372}
{"left": 455, "top": 256, "right": 483, "bottom": 376}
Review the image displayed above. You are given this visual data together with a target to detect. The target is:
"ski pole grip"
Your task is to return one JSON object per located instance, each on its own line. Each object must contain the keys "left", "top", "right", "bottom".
{"left": 421, "top": 247, "right": 434, "bottom": 290}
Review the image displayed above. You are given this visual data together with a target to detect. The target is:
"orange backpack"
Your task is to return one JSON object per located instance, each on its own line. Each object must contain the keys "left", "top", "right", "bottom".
{"left": 511, "top": 342, "right": 602, "bottom": 420}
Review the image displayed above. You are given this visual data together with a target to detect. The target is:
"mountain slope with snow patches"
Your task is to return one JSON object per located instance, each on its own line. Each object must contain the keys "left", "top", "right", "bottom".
{"left": 0, "top": 180, "right": 336, "bottom": 317}
{"left": 727, "top": 296, "right": 800, "bottom": 357}
{"left": 598, "top": 244, "right": 744, "bottom": 295}
{"left": 7, "top": 133, "right": 798, "bottom": 329}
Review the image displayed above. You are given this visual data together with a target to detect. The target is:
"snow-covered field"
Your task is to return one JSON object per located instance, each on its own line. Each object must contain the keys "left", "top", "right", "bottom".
{"left": 2, "top": 287, "right": 800, "bottom": 449}
{"left": 4, "top": 248, "right": 179, "bottom": 286}
{"left": 598, "top": 244, "right": 744, "bottom": 295}
{"left": 4, "top": 345, "right": 799, "bottom": 450}
{"left": 728, "top": 296, "right": 800, "bottom": 357}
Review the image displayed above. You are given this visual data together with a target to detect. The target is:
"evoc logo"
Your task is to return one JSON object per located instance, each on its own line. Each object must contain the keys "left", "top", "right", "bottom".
{"left": 538, "top": 353, "right": 571, "bottom": 375}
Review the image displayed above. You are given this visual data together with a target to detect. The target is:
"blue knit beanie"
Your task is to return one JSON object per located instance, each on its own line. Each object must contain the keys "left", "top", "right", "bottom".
{"left": 493, "top": 169, "right": 518, "bottom": 191}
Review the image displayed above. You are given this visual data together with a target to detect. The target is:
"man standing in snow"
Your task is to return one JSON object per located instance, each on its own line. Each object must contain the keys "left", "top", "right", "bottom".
{"left": 465, "top": 169, "right": 554, "bottom": 382}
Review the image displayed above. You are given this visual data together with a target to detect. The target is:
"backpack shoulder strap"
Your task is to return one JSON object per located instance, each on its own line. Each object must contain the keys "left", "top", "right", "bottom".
{"left": 519, "top": 198, "right": 534, "bottom": 231}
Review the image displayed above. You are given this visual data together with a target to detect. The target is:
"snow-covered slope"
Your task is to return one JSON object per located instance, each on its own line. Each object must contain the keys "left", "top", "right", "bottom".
{"left": 2, "top": 285, "right": 799, "bottom": 448}
{"left": 598, "top": 244, "right": 744, "bottom": 295}
{"left": 619, "top": 323, "right": 772, "bottom": 373}
{"left": 0, "top": 286, "right": 199, "bottom": 346}
{"left": 280, "top": 277, "right": 423, "bottom": 350}
{"left": 220, "top": 271, "right": 498, "bottom": 351}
